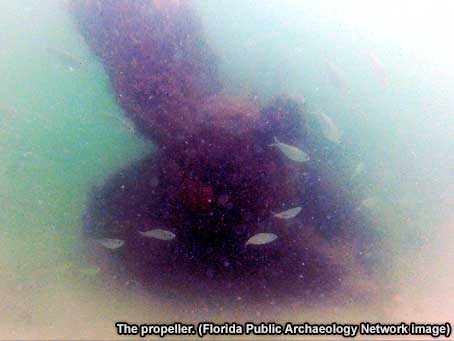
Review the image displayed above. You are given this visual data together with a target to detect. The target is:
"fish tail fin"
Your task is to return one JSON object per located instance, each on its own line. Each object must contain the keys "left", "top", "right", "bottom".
{"left": 269, "top": 136, "right": 279, "bottom": 147}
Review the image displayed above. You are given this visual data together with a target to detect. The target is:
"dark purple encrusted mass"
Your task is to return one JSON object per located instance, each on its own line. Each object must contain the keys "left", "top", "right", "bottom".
{"left": 73, "top": 0, "right": 386, "bottom": 313}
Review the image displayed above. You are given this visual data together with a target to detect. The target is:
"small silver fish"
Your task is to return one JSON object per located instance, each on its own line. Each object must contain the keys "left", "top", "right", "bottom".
{"left": 273, "top": 206, "right": 302, "bottom": 219}
{"left": 313, "top": 111, "right": 342, "bottom": 144}
{"left": 351, "top": 162, "right": 365, "bottom": 180}
{"left": 76, "top": 266, "right": 100, "bottom": 276}
{"left": 47, "top": 47, "right": 84, "bottom": 71}
{"left": 94, "top": 238, "right": 125, "bottom": 249}
{"left": 119, "top": 119, "right": 136, "bottom": 134}
{"left": 139, "top": 229, "right": 175, "bottom": 241}
{"left": 366, "top": 50, "right": 389, "bottom": 87}
{"left": 325, "top": 60, "right": 348, "bottom": 92}
{"left": 359, "top": 197, "right": 378, "bottom": 210}
{"left": 58, "top": 263, "right": 100, "bottom": 276}
{"left": 98, "top": 111, "right": 136, "bottom": 134}
{"left": 246, "top": 233, "right": 278, "bottom": 246}
{"left": 270, "top": 137, "right": 309, "bottom": 162}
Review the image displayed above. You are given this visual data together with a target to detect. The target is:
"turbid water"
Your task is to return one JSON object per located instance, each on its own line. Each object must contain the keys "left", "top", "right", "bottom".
{"left": 0, "top": 0, "right": 452, "bottom": 339}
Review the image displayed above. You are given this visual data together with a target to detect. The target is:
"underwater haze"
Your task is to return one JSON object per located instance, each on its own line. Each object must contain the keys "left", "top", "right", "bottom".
{"left": 0, "top": 0, "right": 453, "bottom": 339}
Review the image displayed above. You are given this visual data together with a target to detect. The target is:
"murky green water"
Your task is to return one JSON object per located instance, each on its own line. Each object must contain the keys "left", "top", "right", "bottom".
{"left": 1, "top": 1, "right": 452, "bottom": 339}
